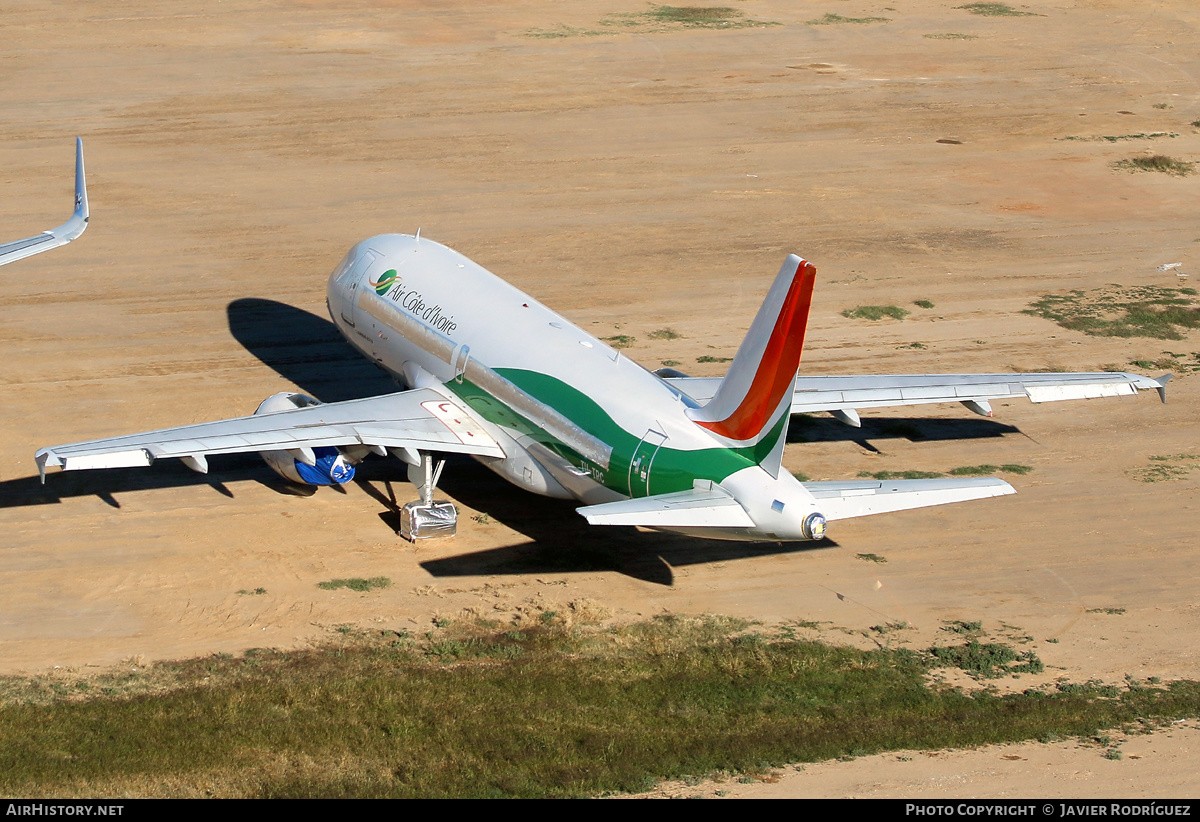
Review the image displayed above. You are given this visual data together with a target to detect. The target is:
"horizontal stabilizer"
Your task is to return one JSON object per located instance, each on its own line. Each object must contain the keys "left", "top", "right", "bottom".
{"left": 803, "top": 477, "right": 1014, "bottom": 521}
{"left": 577, "top": 483, "right": 755, "bottom": 528}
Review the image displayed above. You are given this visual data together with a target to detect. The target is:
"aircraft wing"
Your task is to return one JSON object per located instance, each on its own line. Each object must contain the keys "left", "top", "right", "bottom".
{"left": 35, "top": 388, "right": 504, "bottom": 480}
{"left": 665, "top": 371, "right": 1169, "bottom": 425}
{"left": 0, "top": 138, "right": 89, "bottom": 267}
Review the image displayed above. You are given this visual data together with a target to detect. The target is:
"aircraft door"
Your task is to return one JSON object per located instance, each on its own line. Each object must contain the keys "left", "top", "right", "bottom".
{"left": 628, "top": 428, "right": 667, "bottom": 498}
{"left": 339, "top": 249, "right": 381, "bottom": 330}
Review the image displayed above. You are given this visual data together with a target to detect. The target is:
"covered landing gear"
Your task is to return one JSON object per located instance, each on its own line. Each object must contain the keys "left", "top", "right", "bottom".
{"left": 399, "top": 450, "right": 457, "bottom": 542}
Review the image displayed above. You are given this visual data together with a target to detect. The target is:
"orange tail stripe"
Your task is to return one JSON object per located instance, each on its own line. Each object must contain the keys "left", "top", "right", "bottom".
{"left": 697, "top": 260, "right": 816, "bottom": 441}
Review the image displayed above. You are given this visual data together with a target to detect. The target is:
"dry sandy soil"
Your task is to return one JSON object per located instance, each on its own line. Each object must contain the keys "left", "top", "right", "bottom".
{"left": 1, "top": 0, "right": 1198, "bottom": 798}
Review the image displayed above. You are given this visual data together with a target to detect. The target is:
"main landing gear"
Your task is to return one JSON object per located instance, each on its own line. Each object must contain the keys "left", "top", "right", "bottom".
{"left": 400, "top": 451, "right": 457, "bottom": 542}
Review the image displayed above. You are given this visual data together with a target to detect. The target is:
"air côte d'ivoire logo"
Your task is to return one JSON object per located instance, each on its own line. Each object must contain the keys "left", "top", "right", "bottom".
{"left": 369, "top": 269, "right": 458, "bottom": 335}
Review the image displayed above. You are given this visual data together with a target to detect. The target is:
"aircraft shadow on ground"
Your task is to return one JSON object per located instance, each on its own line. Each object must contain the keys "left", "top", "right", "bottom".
{"left": 353, "top": 457, "right": 839, "bottom": 587}
{"left": 226, "top": 298, "right": 398, "bottom": 402}
{"left": 787, "top": 413, "right": 1020, "bottom": 450}
{"left": 0, "top": 457, "right": 320, "bottom": 511}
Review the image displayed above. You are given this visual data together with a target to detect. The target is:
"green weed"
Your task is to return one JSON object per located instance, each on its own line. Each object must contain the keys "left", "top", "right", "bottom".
{"left": 604, "top": 335, "right": 636, "bottom": 349}
{"left": 914, "top": 299, "right": 936, "bottom": 309}
{"left": 943, "top": 620, "right": 983, "bottom": 635}
{"left": 1024, "top": 284, "right": 1200, "bottom": 340}
{"left": 856, "top": 553, "right": 887, "bottom": 564}
{"left": 1126, "top": 453, "right": 1200, "bottom": 482}
{"left": 928, "top": 640, "right": 1043, "bottom": 679}
{"left": 647, "top": 328, "right": 681, "bottom": 340}
{"left": 1, "top": 617, "right": 1199, "bottom": 796}
{"left": 924, "top": 33, "right": 977, "bottom": 39}
{"left": 949, "top": 464, "right": 1033, "bottom": 476}
{"left": 858, "top": 470, "right": 944, "bottom": 480}
{"left": 317, "top": 577, "right": 392, "bottom": 592}
{"left": 237, "top": 588, "right": 267, "bottom": 596}
{"left": 660, "top": 360, "right": 681, "bottom": 367}
{"left": 955, "top": 3, "right": 1036, "bottom": 16}
{"left": 697, "top": 355, "right": 732, "bottom": 363}
{"left": 1061, "top": 132, "right": 1176, "bottom": 142}
{"left": 601, "top": 5, "right": 779, "bottom": 32}
{"left": 842, "top": 305, "right": 909, "bottom": 321}
{"left": 524, "top": 25, "right": 608, "bottom": 38}
{"left": 807, "top": 13, "right": 890, "bottom": 25}
{"left": 1112, "top": 155, "right": 1195, "bottom": 177}
{"left": 1086, "top": 608, "right": 1126, "bottom": 615}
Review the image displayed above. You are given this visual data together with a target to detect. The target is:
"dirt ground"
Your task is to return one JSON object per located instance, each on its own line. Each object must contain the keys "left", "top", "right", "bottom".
{"left": 1, "top": 0, "right": 1198, "bottom": 798}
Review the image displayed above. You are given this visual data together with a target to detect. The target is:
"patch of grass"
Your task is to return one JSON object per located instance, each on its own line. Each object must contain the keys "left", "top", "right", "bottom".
{"left": 1112, "top": 155, "right": 1195, "bottom": 177}
{"left": 647, "top": 328, "right": 681, "bottom": 340}
{"left": 524, "top": 24, "right": 608, "bottom": 38}
{"left": 648, "top": 6, "right": 742, "bottom": 25}
{"left": 949, "top": 464, "right": 1033, "bottom": 476}
{"left": 1152, "top": 103, "right": 1171, "bottom": 110}
{"left": 899, "top": 342, "right": 927, "bottom": 349}
{"left": 600, "top": 5, "right": 779, "bottom": 32}
{"left": 928, "top": 640, "right": 1043, "bottom": 679}
{"left": 792, "top": 471, "right": 811, "bottom": 482}
{"left": 471, "top": 513, "right": 491, "bottom": 525}
{"left": 856, "top": 553, "right": 887, "bottom": 564}
{"left": 842, "top": 305, "right": 909, "bottom": 321}
{"left": 603, "top": 335, "right": 636, "bottom": 349}
{"left": 237, "top": 588, "right": 267, "bottom": 596}
{"left": 660, "top": 360, "right": 681, "bottom": 367}
{"left": 924, "top": 32, "right": 978, "bottom": 39}
{"left": 955, "top": 3, "right": 1037, "bottom": 16}
{"left": 4, "top": 616, "right": 1199, "bottom": 797}
{"left": 1126, "top": 453, "right": 1200, "bottom": 483}
{"left": 1024, "top": 284, "right": 1200, "bottom": 341}
{"left": 943, "top": 620, "right": 983, "bottom": 635}
{"left": 858, "top": 470, "right": 944, "bottom": 480}
{"left": 1086, "top": 608, "right": 1127, "bottom": 615}
{"left": 871, "top": 621, "right": 909, "bottom": 634}
{"left": 807, "top": 13, "right": 890, "bottom": 25}
{"left": 1061, "top": 132, "right": 1177, "bottom": 142}
{"left": 914, "top": 299, "right": 936, "bottom": 309}
{"left": 317, "top": 577, "right": 392, "bottom": 592}
{"left": 1130, "top": 355, "right": 1182, "bottom": 371}
{"left": 696, "top": 355, "right": 732, "bottom": 364}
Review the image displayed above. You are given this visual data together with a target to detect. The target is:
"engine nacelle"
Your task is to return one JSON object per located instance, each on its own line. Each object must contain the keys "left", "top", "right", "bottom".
{"left": 254, "top": 392, "right": 356, "bottom": 486}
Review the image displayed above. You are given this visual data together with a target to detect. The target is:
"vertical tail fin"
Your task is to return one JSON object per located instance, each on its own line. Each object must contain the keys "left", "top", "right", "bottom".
{"left": 687, "top": 255, "right": 815, "bottom": 451}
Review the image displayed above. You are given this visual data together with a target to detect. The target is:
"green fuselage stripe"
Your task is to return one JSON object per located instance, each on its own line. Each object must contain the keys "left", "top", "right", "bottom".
{"left": 447, "top": 368, "right": 783, "bottom": 497}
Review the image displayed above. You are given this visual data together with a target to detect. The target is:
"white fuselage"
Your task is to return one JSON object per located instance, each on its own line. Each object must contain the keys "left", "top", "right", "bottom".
{"left": 325, "top": 234, "right": 824, "bottom": 541}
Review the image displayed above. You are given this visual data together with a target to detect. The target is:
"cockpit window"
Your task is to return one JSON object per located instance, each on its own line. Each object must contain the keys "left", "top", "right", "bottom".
{"left": 332, "top": 250, "right": 357, "bottom": 284}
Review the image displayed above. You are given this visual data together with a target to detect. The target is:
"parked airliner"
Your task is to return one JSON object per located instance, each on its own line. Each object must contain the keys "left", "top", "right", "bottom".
{"left": 36, "top": 233, "right": 1167, "bottom": 541}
